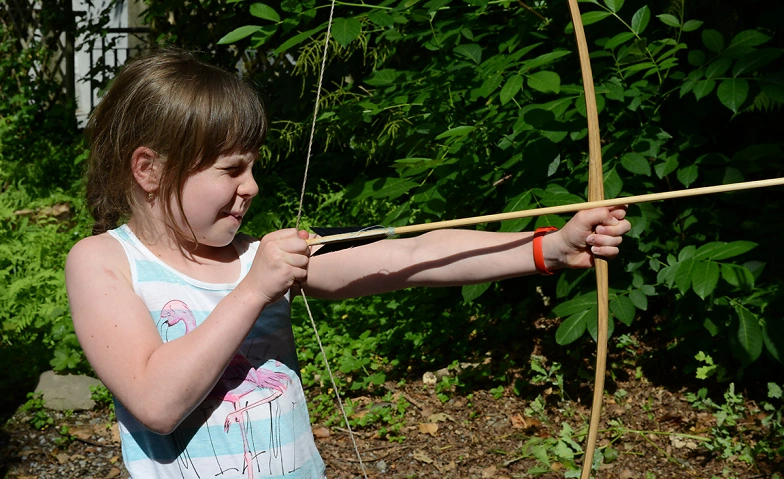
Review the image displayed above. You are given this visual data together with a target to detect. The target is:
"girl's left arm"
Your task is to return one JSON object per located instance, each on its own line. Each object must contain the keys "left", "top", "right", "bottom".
{"left": 304, "top": 206, "right": 630, "bottom": 299}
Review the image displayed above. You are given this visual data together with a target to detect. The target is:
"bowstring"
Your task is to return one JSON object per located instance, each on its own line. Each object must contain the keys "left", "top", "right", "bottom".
{"left": 294, "top": 2, "right": 369, "bottom": 477}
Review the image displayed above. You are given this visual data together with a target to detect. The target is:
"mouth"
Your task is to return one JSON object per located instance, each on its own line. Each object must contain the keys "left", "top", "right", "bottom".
{"left": 224, "top": 212, "right": 244, "bottom": 223}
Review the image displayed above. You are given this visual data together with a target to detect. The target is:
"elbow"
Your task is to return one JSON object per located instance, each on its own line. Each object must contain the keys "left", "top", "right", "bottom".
{"left": 130, "top": 402, "right": 187, "bottom": 435}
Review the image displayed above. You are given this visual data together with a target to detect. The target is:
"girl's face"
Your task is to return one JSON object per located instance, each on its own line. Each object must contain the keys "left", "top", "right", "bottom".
{"left": 176, "top": 151, "right": 259, "bottom": 248}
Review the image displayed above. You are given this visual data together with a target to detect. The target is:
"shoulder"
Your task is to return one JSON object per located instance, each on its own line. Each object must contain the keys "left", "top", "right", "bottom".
{"left": 66, "top": 233, "right": 130, "bottom": 284}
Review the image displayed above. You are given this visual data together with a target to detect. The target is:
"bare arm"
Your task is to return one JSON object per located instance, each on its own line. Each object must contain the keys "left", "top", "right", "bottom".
{"left": 66, "top": 229, "right": 309, "bottom": 434}
{"left": 305, "top": 207, "right": 629, "bottom": 300}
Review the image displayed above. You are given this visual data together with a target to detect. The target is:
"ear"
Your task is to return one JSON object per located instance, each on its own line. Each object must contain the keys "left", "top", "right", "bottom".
{"left": 131, "top": 147, "right": 161, "bottom": 193}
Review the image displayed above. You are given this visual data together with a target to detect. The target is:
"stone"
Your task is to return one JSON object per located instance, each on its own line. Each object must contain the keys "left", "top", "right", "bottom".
{"left": 34, "top": 371, "right": 103, "bottom": 411}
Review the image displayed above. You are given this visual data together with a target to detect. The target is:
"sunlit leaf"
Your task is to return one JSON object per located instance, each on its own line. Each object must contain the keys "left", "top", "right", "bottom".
{"left": 631, "top": 6, "right": 650, "bottom": 34}
{"left": 250, "top": 3, "right": 280, "bottom": 22}
{"left": 218, "top": 25, "right": 262, "bottom": 44}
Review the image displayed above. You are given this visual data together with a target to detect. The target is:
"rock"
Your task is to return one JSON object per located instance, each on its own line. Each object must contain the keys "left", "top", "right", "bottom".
{"left": 34, "top": 371, "right": 103, "bottom": 411}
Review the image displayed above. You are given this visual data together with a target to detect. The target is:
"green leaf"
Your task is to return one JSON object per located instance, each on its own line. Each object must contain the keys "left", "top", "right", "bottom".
{"left": 500, "top": 74, "right": 524, "bottom": 105}
{"left": 631, "top": 6, "right": 651, "bottom": 35}
{"left": 581, "top": 10, "right": 612, "bottom": 26}
{"left": 705, "top": 58, "right": 731, "bottom": 79}
{"left": 702, "top": 29, "right": 724, "bottom": 53}
{"left": 682, "top": 19, "right": 703, "bottom": 32}
{"left": 735, "top": 305, "right": 763, "bottom": 365}
{"left": 674, "top": 258, "right": 695, "bottom": 295}
{"left": 654, "top": 154, "right": 679, "bottom": 179}
{"left": 250, "top": 3, "right": 280, "bottom": 22}
{"left": 604, "top": 32, "right": 635, "bottom": 50}
{"left": 610, "top": 294, "right": 636, "bottom": 326}
{"left": 555, "top": 309, "right": 593, "bottom": 345}
{"left": 500, "top": 191, "right": 533, "bottom": 232}
{"left": 676, "top": 164, "right": 699, "bottom": 187}
{"left": 527, "top": 71, "right": 561, "bottom": 93}
{"left": 732, "top": 49, "right": 783, "bottom": 77}
{"left": 707, "top": 241, "right": 757, "bottom": 261}
{"left": 656, "top": 13, "right": 680, "bottom": 28}
{"left": 552, "top": 292, "right": 596, "bottom": 317}
{"left": 769, "top": 382, "right": 783, "bottom": 399}
{"left": 717, "top": 78, "right": 749, "bottom": 114}
{"left": 523, "top": 50, "right": 571, "bottom": 71}
{"left": 250, "top": 24, "right": 278, "bottom": 47}
{"left": 364, "top": 69, "right": 399, "bottom": 86}
{"left": 462, "top": 282, "right": 491, "bottom": 303}
{"left": 621, "top": 152, "right": 651, "bottom": 176}
{"left": 479, "top": 74, "right": 504, "bottom": 98}
{"left": 728, "top": 30, "right": 771, "bottom": 49}
{"left": 693, "top": 79, "right": 716, "bottom": 101}
{"left": 274, "top": 24, "right": 327, "bottom": 53}
{"left": 368, "top": 10, "right": 395, "bottom": 27}
{"left": 691, "top": 261, "right": 719, "bottom": 299}
{"left": 763, "top": 318, "right": 784, "bottom": 364}
{"left": 603, "top": 0, "right": 623, "bottom": 13}
{"left": 218, "top": 25, "right": 262, "bottom": 44}
{"left": 629, "top": 289, "right": 648, "bottom": 311}
{"left": 453, "top": 44, "right": 482, "bottom": 64}
{"left": 603, "top": 167, "right": 623, "bottom": 198}
{"left": 360, "top": 177, "right": 418, "bottom": 200}
{"left": 331, "top": 17, "right": 362, "bottom": 47}
{"left": 720, "top": 264, "right": 755, "bottom": 290}
{"left": 435, "top": 125, "right": 474, "bottom": 140}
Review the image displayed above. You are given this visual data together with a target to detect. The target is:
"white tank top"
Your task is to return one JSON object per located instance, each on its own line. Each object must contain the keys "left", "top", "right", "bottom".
{"left": 108, "top": 224, "right": 325, "bottom": 479}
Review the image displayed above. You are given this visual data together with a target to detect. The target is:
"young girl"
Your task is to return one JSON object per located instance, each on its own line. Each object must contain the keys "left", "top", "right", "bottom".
{"left": 66, "top": 48, "right": 630, "bottom": 479}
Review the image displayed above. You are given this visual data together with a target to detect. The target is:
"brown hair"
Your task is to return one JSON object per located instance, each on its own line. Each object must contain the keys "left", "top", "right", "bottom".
{"left": 85, "top": 47, "right": 267, "bottom": 239}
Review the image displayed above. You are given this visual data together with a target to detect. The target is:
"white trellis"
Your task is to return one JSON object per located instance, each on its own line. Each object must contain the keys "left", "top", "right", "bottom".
{"left": 73, "top": 0, "right": 148, "bottom": 126}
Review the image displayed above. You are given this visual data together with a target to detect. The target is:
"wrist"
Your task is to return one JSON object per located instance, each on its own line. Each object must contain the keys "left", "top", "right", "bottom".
{"left": 533, "top": 227, "right": 562, "bottom": 275}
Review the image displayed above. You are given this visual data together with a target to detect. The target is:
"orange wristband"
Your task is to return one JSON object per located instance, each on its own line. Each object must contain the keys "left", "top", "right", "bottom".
{"left": 533, "top": 226, "right": 558, "bottom": 275}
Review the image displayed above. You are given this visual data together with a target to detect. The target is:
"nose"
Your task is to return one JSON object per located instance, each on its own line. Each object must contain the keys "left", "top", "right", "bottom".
{"left": 239, "top": 169, "right": 259, "bottom": 199}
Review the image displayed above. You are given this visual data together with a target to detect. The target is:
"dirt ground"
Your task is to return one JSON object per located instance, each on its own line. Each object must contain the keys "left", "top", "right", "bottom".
{"left": 1, "top": 366, "right": 782, "bottom": 479}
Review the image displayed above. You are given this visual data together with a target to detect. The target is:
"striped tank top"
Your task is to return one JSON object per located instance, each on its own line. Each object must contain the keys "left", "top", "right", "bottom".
{"left": 108, "top": 225, "right": 326, "bottom": 479}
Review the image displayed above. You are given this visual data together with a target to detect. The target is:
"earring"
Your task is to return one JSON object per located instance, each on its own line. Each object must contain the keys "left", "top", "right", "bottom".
{"left": 147, "top": 192, "right": 154, "bottom": 201}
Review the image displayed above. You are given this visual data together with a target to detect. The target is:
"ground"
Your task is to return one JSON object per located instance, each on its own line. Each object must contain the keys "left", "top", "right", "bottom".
{"left": 1, "top": 366, "right": 782, "bottom": 479}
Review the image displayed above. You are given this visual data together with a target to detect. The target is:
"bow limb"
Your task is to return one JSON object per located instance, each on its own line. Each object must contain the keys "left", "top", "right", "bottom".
{"left": 565, "top": 1, "right": 608, "bottom": 478}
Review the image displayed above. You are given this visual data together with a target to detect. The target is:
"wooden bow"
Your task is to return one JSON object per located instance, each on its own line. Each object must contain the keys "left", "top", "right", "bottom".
{"left": 567, "top": 1, "right": 609, "bottom": 476}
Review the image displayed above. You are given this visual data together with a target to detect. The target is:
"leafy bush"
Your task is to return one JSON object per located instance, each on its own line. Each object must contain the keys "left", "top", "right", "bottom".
{"left": 216, "top": 0, "right": 784, "bottom": 383}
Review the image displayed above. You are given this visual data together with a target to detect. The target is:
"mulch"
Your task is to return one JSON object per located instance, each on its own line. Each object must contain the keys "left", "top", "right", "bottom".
{"left": 2, "top": 371, "right": 781, "bottom": 479}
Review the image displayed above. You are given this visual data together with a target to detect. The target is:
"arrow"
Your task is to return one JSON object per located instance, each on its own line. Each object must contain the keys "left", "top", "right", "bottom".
{"left": 307, "top": 177, "right": 784, "bottom": 247}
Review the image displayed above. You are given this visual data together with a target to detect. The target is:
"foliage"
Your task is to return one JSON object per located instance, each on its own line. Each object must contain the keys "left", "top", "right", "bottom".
{"left": 204, "top": 0, "right": 784, "bottom": 384}
{"left": 21, "top": 392, "right": 54, "bottom": 430}
{"left": 687, "top": 382, "right": 784, "bottom": 464}
{"left": 0, "top": 17, "right": 92, "bottom": 386}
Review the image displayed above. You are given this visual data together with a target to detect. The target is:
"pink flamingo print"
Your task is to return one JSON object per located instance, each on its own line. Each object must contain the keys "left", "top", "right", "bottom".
{"left": 158, "top": 300, "right": 292, "bottom": 479}
{"left": 218, "top": 355, "right": 291, "bottom": 478}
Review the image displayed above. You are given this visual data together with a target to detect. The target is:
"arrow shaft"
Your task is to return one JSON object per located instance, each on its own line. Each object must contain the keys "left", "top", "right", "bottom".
{"left": 306, "top": 177, "right": 784, "bottom": 246}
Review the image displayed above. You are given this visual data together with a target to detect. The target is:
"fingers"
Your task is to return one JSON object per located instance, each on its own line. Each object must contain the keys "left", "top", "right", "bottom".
{"left": 251, "top": 229, "right": 312, "bottom": 302}
{"left": 573, "top": 207, "right": 631, "bottom": 262}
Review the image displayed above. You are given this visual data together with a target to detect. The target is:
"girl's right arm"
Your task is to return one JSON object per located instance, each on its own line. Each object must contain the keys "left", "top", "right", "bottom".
{"left": 65, "top": 229, "right": 310, "bottom": 435}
